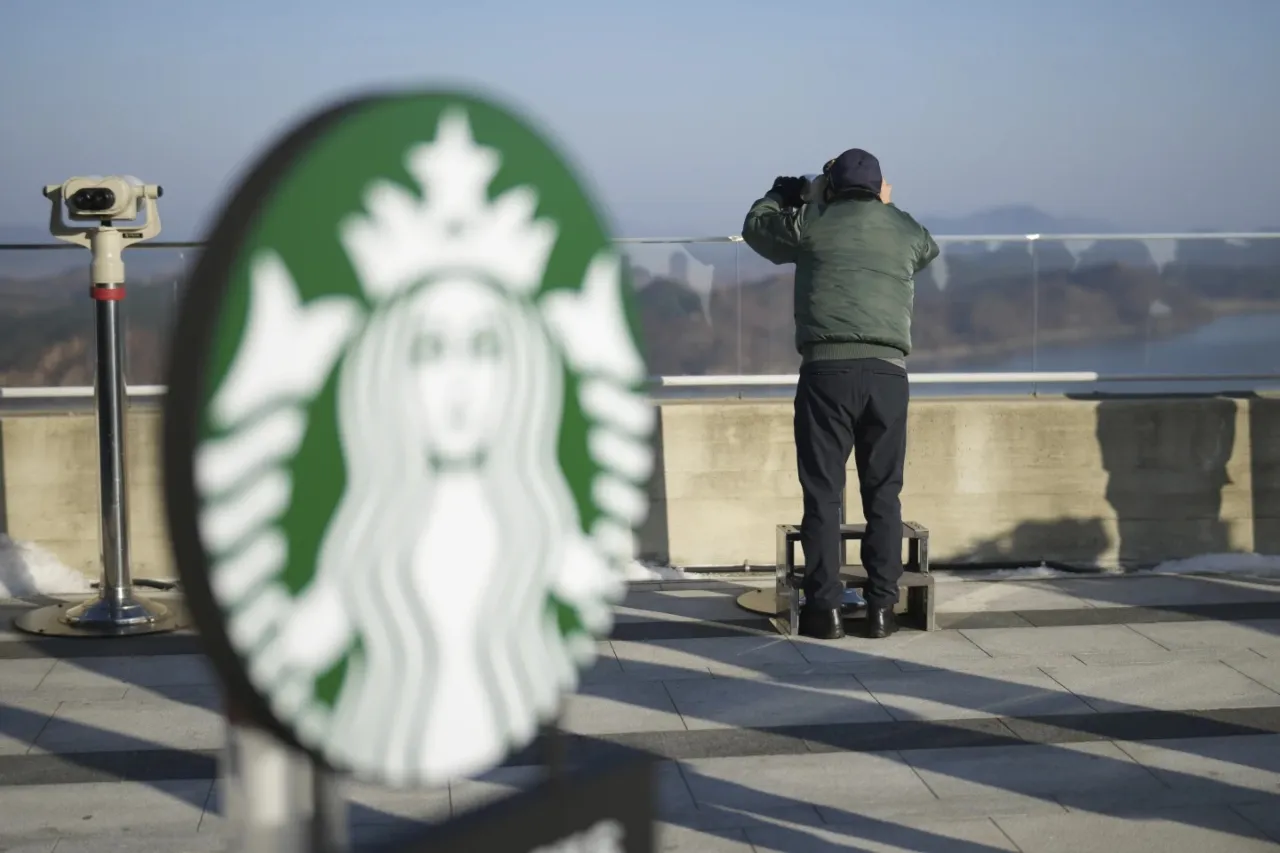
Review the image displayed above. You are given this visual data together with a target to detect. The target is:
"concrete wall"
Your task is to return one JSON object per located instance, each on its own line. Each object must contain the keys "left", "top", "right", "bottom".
{"left": 639, "top": 395, "right": 1280, "bottom": 570}
{"left": 0, "top": 410, "right": 173, "bottom": 581}
{"left": 3, "top": 396, "right": 1279, "bottom": 582}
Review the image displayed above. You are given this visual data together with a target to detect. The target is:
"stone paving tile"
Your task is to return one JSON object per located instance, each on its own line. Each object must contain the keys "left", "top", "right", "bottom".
{"left": 0, "top": 606, "right": 35, "bottom": 643}
{"left": 1225, "top": 658, "right": 1280, "bottom": 694}
{"left": 995, "top": 805, "right": 1279, "bottom": 852}
{"left": 343, "top": 778, "right": 452, "bottom": 825}
{"left": 0, "top": 780, "right": 212, "bottom": 837}
{"left": 36, "top": 656, "right": 216, "bottom": 692}
{"left": 935, "top": 580, "right": 1098, "bottom": 614}
{"left": 1057, "top": 785, "right": 1280, "bottom": 816}
{"left": 900, "top": 741, "right": 1166, "bottom": 802}
{"left": 960, "top": 625, "right": 1169, "bottom": 659}
{"left": 665, "top": 804, "right": 826, "bottom": 831}
{"left": 39, "top": 828, "right": 226, "bottom": 853}
{"left": 342, "top": 762, "right": 695, "bottom": 821}
{"left": 790, "top": 631, "right": 993, "bottom": 668}
{"left": 1073, "top": 647, "right": 1266, "bottom": 667}
{"left": 0, "top": 837, "right": 56, "bottom": 853}
{"left": 448, "top": 762, "right": 698, "bottom": 820}
{"left": 1129, "top": 620, "right": 1280, "bottom": 653}
{"left": 1112, "top": 735, "right": 1280, "bottom": 796}
{"left": 714, "top": 659, "right": 905, "bottom": 679}
{"left": 204, "top": 773, "right": 452, "bottom": 830}
{"left": 0, "top": 696, "right": 59, "bottom": 756}
{"left": 854, "top": 667, "right": 1096, "bottom": 721}
{"left": 1041, "top": 661, "right": 1280, "bottom": 712}
{"left": 664, "top": 674, "right": 892, "bottom": 730}
{"left": 1055, "top": 576, "right": 1280, "bottom": 609}
{"left": 813, "top": 793, "right": 1071, "bottom": 825}
{"left": 649, "top": 762, "right": 701, "bottom": 816}
{"left": 33, "top": 696, "right": 223, "bottom": 754}
{"left": 615, "top": 590, "right": 749, "bottom": 624}
{"left": 15, "top": 685, "right": 135, "bottom": 703}
{"left": 560, "top": 681, "right": 688, "bottom": 735}
{"left": 678, "top": 752, "right": 937, "bottom": 814}
{"left": 655, "top": 824, "right": 754, "bottom": 852}
{"left": 746, "top": 817, "right": 1021, "bottom": 852}
{"left": 1233, "top": 802, "right": 1280, "bottom": 843}
{"left": 120, "top": 683, "right": 224, "bottom": 708}
{"left": 205, "top": 772, "right": 451, "bottom": 833}
{"left": 611, "top": 636, "right": 808, "bottom": 680}
{"left": 893, "top": 656, "right": 1087, "bottom": 675}
{"left": 579, "top": 641, "right": 626, "bottom": 683}
{"left": 348, "top": 822, "right": 450, "bottom": 849}
{"left": 0, "top": 659, "right": 56, "bottom": 692}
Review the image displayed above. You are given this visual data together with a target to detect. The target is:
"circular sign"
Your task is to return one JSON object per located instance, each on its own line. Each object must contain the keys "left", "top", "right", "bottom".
{"left": 163, "top": 91, "right": 654, "bottom": 788}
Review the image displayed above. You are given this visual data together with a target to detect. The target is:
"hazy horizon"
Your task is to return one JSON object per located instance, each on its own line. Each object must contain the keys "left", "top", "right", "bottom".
{"left": 2, "top": 0, "right": 1278, "bottom": 240}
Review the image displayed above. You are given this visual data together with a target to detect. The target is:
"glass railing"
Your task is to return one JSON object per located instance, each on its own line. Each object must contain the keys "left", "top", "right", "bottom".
{"left": 2, "top": 234, "right": 1278, "bottom": 395}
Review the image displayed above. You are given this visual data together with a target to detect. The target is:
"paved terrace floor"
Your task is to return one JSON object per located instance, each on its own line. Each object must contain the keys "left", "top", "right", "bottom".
{"left": 4, "top": 573, "right": 1280, "bottom": 851}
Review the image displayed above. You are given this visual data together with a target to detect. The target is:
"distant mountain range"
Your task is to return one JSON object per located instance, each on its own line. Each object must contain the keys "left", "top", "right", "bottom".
{"left": 914, "top": 205, "right": 1120, "bottom": 236}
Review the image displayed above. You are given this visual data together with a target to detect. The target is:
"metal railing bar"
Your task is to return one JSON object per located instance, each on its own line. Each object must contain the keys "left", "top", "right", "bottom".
{"left": 4, "top": 372, "right": 1280, "bottom": 400}
{"left": 4, "top": 232, "right": 1280, "bottom": 252}
{"left": 657, "top": 372, "right": 1280, "bottom": 387}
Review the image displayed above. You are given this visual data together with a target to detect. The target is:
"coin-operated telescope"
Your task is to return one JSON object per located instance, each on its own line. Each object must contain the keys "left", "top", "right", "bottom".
{"left": 44, "top": 176, "right": 164, "bottom": 287}
{"left": 14, "top": 177, "right": 180, "bottom": 638}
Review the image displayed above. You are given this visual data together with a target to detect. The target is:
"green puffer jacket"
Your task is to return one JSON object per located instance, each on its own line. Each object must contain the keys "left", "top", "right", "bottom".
{"left": 742, "top": 191, "right": 939, "bottom": 362}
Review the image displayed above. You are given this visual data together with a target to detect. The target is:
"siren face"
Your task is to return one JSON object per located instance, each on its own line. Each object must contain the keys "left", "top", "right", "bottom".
{"left": 70, "top": 187, "right": 116, "bottom": 213}
{"left": 407, "top": 278, "right": 513, "bottom": 463}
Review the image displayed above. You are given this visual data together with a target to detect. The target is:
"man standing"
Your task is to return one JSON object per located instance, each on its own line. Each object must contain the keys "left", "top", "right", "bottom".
{"left": 742, "top": 149, "right": 938, "bottom": 640}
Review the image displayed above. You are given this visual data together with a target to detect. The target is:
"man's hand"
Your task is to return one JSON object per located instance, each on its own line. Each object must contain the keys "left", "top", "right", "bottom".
{"left": 770, "top": 176, "right": 807, "bottom": 208}
{"left": 880, "top": 179, "right": 893, "bottom": 204}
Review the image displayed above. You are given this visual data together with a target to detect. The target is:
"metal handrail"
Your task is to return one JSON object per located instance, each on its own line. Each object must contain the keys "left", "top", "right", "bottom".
{"left": 656, "top": 372, "right": 1280, "bottom": 388}
{"left": 3, "top": 231, "right": 1280, "bottom": 251}
{"left": 3, "top": 371, "right": 1280, "bottom": 400}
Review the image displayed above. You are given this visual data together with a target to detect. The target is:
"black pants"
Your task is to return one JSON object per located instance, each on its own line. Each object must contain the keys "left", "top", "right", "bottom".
{"left": 794, "top": 358, "right": 909, "bottom": 611}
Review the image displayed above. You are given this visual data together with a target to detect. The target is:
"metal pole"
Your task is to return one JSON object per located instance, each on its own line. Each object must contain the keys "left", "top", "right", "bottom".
{"left": 92, "top": 252, "right": 131, "bottom": 613}
{"left": 223, "top": 699, "right": 349, "bottom": 853}
{"left": 311, "top": 764, "right": 349, "bottom": 853}
{"left": 13, "top": 226, "right": 178, "bottom": 637}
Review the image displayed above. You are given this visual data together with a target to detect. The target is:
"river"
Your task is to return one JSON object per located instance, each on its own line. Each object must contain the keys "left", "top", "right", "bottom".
{"left": 658, "top": 311, "right": 1280, "bottom": 399}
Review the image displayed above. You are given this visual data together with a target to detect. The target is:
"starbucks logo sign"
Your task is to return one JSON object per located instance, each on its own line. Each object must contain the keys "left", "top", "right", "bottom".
{"left": 165, "top": 93, "right": 654, "bottom": 788}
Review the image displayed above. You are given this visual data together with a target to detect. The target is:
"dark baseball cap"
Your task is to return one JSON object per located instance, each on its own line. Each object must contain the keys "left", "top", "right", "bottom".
{"left": 826, "top": 148, "right": 882, "bottom": 196}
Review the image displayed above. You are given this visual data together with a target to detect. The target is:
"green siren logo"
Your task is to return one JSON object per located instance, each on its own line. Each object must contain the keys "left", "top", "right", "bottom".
{"left": 165, "top": 95, "right": 654, "bottom": 788}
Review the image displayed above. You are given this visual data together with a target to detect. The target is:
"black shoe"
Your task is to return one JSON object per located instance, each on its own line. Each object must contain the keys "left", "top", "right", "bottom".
{"left": 865, "top": 606, "right": 898, "bottom": 639}
{"left": 798, "top": 607, "right": 845, "bottom": 640}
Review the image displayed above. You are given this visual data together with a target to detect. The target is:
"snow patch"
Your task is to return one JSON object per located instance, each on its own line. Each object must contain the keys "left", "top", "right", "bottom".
{"left": 0, "top": 534, "right": 93, "bottom": 598}
{"left": 1149, "top": 553, "right": 1280, "bottom": 578}
{"left": 625, "top": 560, "right": 686, "bottom": 581}
{"left": 934, "top": 565, "right": 1080, "bottom": 582}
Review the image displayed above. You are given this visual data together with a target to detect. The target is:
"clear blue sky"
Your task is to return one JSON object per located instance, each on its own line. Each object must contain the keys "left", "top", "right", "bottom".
{"left": 1, "top": 0, "right": 1277, "bottom": 238}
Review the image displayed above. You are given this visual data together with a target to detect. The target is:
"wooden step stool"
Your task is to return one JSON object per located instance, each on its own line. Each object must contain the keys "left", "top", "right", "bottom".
{"left": 772, "top": 522, "right": 934, "bottom": 635}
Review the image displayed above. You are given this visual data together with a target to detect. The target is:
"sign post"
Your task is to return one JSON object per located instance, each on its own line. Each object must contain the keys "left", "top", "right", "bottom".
{"left": 163, "top": 90, "right": 657, "bottom": 851}
{"left": 222, "top": 698, "right": 348, "bottom": 853}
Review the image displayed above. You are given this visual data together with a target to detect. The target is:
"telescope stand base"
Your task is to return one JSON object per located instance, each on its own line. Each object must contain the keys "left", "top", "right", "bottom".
{"left": 14, "top": 594, "right": 184, "bottom": 638}
{"left": 736, "top": 588, "right": 784, "bottom": 616}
